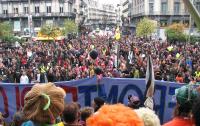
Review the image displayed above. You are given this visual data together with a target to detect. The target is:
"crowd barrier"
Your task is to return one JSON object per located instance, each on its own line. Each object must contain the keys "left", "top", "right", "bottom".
{"left": 0, "top": 77, "right": 183, "bottom": 124}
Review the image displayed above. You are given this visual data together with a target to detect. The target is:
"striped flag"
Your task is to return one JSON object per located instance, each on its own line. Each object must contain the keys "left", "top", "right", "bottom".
{"left": 144, "top": 55, "right": 155, "bottom": 109}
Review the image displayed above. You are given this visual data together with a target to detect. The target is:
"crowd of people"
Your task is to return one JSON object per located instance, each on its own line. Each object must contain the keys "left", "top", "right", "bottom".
{"left": 0, "top": 34, "right": 200, "bottom": 84}
{"left": 0, "top": 83, "right": 200, "bottom": 126}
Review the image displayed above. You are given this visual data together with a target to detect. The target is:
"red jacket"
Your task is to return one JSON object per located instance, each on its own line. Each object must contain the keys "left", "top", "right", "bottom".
{"left": 163, "top": 117, "right": 195, "bottom": 126}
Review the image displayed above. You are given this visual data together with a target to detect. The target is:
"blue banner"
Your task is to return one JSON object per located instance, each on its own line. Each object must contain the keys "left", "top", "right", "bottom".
{"left": 0, "top": 78, "right": 182, "bottom": 124}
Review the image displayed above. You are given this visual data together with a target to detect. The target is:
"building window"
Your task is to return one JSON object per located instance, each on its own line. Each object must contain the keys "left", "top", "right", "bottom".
{"left": 68, "top": 3, "right": 72, "bottom": 12}
{"left": 47, "top": 6, "right": 51, "bottom": 13}
{"left": 35, "top": 6, "right": 40, "bottom": 13}
{"left": 14, "top": 8, "right": 18, "bottom": 14}
{"left": 3, "top": 9, "right": 8, "bottom": 14}
{"left": 160, "top": 20, "right": 167, "bottom": 27}
{"left": 196, "top": 2, "right": 200, "bottom": 12}
{"left": 24, "top": 7, "right": 29, "bottom": 14}
{"left": 174, "top": 2, "right": 180, "bottom": 14}
{"left": 161, "top": 2, "right": 167, "bottom": 14}
{"left": 60, "top": 6, "right": 63, "bottom": 13}
{"left": 33, "top": 19, "right": 41, "bottom": 27}
{"left": 149, "top": 3, "right": 154, "bottom": 14}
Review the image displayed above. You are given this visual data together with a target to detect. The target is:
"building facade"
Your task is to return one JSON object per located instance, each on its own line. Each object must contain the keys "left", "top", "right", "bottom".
{"left": 131, "top": 0, "right": 190, "bottom": 27}
{"left": 121, "top": 0, "right": 129, "bottom": 18}
{"left": 0, "top": 0, "right": 76, "bottom": 35}
{"left": 123, "top": 0, "right": 200, "bottom": 38}
{"left": 116, "top": 4, "right": 122, "bottom": 26}
{"left": 84, "top": 0, "right": 117, "bottom": 29}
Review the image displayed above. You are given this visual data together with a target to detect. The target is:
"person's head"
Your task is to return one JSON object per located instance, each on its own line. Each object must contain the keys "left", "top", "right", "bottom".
{"left": 22, "top": 71, "right": 26, "bottom": 76}
{"left": 92, "top": 97, "right": 105, "bottom": 112}
{"left": 62, "top": 102, "right": 80, "bottom": 124}
{"left": 86, "top": 104, "right": 144, "bottom": 126}
{"left": 12, "top": 111, "right": 25, "bottom": 126}
{"left": 135, "top": 107, "right": 160, "bottom": 126}
{"left": 177, "top": 73, "right": 182, "bottom": 77}
{"left": 23, "top": 83, "right": 66, "bottom": 124}
{"left": 80, "top": 107, "right": 94, "bottom": 122}
{"left": 174, "top": 85, "right": 198, "bottom": 117}
{"left": 127, "top": 95, "right": 141, "bottom": 109}
{"left": 192, "top": 96, "right": 200, "bottom": 126}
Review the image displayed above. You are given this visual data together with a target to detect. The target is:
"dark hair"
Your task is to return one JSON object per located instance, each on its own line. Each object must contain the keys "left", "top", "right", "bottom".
{"left": 93, "top": 97, "right": 105, "bottom": 112}
{"left": 192, "top": 96, "right": 200, "bottom": 126}
{"left": 173, "top": 102, "right": 193, "bottom": 117}
{"left": 62, "top": 102, "right": 79, "bottom": 123}
{"left": 80, "top": 107, "right": 94, "bottom": 122}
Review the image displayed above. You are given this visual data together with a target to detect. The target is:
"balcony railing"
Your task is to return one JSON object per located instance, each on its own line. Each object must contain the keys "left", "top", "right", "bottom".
{"left": 131, "top": 10, "right": 190, "bottom": 17}
{"left": 0, "top": 12, "right": 76, "bottom": 18}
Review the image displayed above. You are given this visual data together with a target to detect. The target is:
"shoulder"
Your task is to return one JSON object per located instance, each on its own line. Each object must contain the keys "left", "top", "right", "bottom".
{"left": 21, "top": 121, "right": 35, "bottom": 126}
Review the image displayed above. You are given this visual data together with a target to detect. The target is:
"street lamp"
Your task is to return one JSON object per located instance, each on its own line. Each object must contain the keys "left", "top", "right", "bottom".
{"left": 28, "top": 0, "right": 32, "bottom": 43}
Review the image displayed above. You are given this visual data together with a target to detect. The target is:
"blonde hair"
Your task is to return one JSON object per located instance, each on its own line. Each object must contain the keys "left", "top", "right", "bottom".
{"left": 23, "top": 83, "right": 66, "bottom": 124}
{"left": 135, "top": 107, "right": 160, "bottom": 126}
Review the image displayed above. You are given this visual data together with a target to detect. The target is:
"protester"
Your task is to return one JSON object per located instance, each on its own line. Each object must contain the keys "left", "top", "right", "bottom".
{"left": 62, "top": 102, "right": 82, "bottom": 126}
{"left": 20, "top": 71, "right": 29, "bottom": 84}
{"left": 80, "top": 107, "right": 94, "bottom": 126}
{"left": 86, "top": 104, "right": 144, "bottom": 126}
{"left": 91, "top": 97, "right": 105, "bottom": 112}
{"left": 22, "top": 83, "right": 66, "bottom": 126}
{"left": 192, "top": 96, "right": 200, "bottom": 126}
{"left": 163, "top": 85, "right": 198, "bottom": 126}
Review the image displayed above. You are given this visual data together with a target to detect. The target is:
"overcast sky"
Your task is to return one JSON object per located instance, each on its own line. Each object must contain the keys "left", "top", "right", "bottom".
{"left": 99, "top": 0, "right": 120, "bottom": 6}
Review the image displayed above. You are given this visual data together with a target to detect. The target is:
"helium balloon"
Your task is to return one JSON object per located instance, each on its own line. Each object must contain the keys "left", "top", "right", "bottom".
{"left": 90, "top": 50, "right": 98, "bottom": 60}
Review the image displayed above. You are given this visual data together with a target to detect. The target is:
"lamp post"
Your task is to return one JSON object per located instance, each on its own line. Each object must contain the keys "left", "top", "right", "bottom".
{"left": 188, "top": 0, "right": 193, "bottom": 43}
{"left": 28, "top": 0, "right": 32, "bottom": 43}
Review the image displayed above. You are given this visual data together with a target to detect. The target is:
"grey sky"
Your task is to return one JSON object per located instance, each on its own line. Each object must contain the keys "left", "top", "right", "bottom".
{"left": 99, "top": 0, "right": 120, "bottom": 6}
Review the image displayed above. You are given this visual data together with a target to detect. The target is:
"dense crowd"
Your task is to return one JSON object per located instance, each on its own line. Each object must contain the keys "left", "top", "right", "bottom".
{"left": 0, "top": 83, "right": 200, "bottom": 126}
{"left": 0, "top": 34, "right": 200, "bottom": 84}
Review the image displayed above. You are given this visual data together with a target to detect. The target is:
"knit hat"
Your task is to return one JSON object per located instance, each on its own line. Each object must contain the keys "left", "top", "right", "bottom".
{"left": 86, "top": 104, "right": 144, "bottom": 126}
{"left": 23, "top": 83, "right": 66, "bottom": 124}
{"left": 175, "top": 85, "right": 198, "bottom": 106}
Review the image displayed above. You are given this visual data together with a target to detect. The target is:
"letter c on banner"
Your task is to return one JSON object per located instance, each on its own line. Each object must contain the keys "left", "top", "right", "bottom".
{"left": 0, "top": 86, "right": 9, "bottom": 118}
{"left": 118, "top": 84, "right": 143, "bottom": 103}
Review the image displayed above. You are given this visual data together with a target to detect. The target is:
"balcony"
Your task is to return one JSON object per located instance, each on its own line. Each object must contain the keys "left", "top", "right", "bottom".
{"left": 0, "top": 12, "right": 76, "bottom": 19}
{"left": 122, "top": 0, "right": 129, "bottom": 6}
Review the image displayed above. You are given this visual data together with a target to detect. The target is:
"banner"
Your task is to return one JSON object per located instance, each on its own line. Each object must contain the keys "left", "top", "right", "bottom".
{"left": 0, "top": 78, "right": 182, "bottom": 124}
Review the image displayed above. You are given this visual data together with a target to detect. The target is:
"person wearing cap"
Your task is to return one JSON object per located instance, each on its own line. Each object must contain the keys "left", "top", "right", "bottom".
{"left": 163, "top": 85, "right": 198, "bottom": 126}
{"left": 20, "top": 71, "right": 29, "bottom": 84}
{"left": 91, "top": 97, "right": 105, "bottom": 112}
